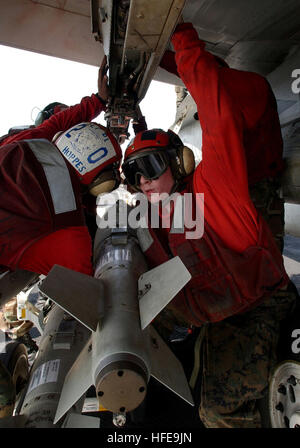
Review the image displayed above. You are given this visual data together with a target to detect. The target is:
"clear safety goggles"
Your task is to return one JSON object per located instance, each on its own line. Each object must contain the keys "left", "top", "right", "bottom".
{"left": 122, "top": 151, "right": 169, "bottom": 187}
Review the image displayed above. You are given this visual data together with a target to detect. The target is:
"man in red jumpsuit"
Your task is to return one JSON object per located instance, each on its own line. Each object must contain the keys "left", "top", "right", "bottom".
{"left": 122, "top": 23, "right": 297, "bottom": 427}
{"left": 0, "top": 56, "right": 124, "bottom": 420}
{"left": 0, "top": 57, "right": 122, "bottom": 280}
{"left": 1, "top": 56, "right": 108, "bottom": 148}
{"left": 0, "top": 100, "right": 68, "bottom": 145}
{"left": 160, "top": 30, "right": 285, "bottom": 253}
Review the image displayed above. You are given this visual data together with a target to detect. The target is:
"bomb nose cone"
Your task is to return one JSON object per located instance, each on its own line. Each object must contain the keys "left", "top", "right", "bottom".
{"left": 95, "top": 360, "right": 148, "bottom": 413}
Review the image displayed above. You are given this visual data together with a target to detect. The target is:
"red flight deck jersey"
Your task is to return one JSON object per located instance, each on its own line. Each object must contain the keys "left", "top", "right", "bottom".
{"left": 139, "top": 24, "right": 288, "bottom": 324}
{"left": 0, "top": 94, "right": 105, "bottom": 276}
{"left": 160, "top": 26, "right": 284, "bottom": 186}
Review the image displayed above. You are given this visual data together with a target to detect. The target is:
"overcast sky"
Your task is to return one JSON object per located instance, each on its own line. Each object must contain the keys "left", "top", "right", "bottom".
{"left": 0, "top": 44, "right": 176, "bottom": 143}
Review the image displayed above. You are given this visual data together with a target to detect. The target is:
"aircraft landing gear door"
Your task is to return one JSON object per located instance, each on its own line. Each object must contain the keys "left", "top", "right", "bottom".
{"left": 91, "top": 0, "right": 186, "bottom": 143}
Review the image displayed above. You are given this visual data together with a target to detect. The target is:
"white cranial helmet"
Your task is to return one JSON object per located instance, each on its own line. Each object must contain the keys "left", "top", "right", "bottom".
{"left": 53, "top": 122, "right": 122, "bottom": 186}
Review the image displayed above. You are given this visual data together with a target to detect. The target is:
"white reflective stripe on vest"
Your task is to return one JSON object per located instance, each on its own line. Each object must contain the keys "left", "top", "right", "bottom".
{"left": 25, "top": 139, "right": 77, "bottom": 215}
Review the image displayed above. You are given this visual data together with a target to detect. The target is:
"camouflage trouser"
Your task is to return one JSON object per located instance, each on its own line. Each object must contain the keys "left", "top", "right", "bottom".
{"left": 190, "top": 283, "right": 297, "bottom": 428}
{"left": 249, "top": 177, "right": 284, "bottom": 253}
{"left": 0, "top": 359, "right": 15, "bottom": 418}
